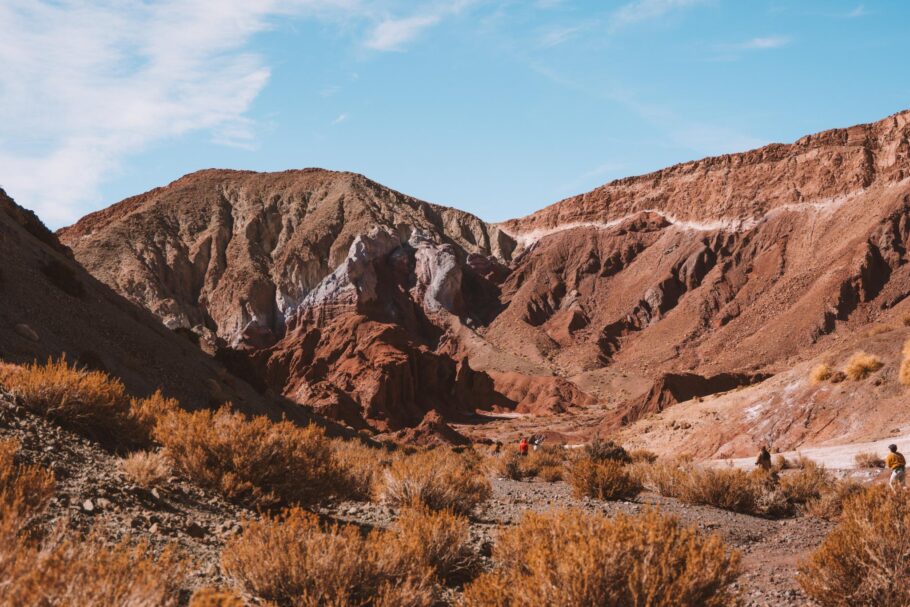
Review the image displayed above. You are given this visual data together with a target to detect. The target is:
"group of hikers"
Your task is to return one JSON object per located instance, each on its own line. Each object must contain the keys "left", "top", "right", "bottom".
{"left": 756, "top": 443, "right": 906, "bottom": 491}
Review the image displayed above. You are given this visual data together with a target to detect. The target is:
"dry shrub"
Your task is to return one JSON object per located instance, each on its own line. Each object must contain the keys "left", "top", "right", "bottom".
{"left": 331, "top": 438, "right": 386, "bottom": 501}
{"left": 810, "top": 363, "right": 833, "bottom": 385}
{"left": 799, "top": 486, "right": 910, "bottom": 606}
{"left": 854, "top": 451, "right": 886, "bottom": 469}
{"left": 189, "top": 588, "right": 247, "bottom": 607}
{"left": 462, "top": 509, "right": 741, "bottom": 607}
{"left": 803, "top": 479, "right": 865, "bottom": 520}
{"left": 629, "top": 448, "right": 658, "bottom": 464}
{"left": 899, "top": 338, "right": 910, "bottom": 387}
{"left": 0, "top": 440, "right": 187, "bottom": 606}
{"left": 119, "top": 450, "right": 172, "bottom": 488}
{"left": 1, "top": 358, "right": 152, "bottom": 450}
{"left": 843, "top": 351, "right": 883, "bottom": 381}
{"left": 388, "top": 506, "right": 476, "bottom": 584}
{"left": 0, "top": 530, "right": 186, "bottom": 607}
{"left": 130, "top": 390, "right": 180, "bottom": 436}
{"left": 584, "top": 437, "right": 631, "bottom": 463}
{"left": 154, "top": 405, "right": 340, "bottom": 508}
{"left": 568, "top": 458, "right": 642, "bottom": 501}
{"left": 497, "top": 452, "right": 526, "bottom": 480}
{"left": 864, "top": 324, "right": 893, "bottom": 337}
{"left": 903, "top": 313, "right": 910, "bottom": 327}
{"left": 681, "top": 467, "right": 765, "bottom": 514}
{"left": 529, "top": 444, "right": 566, "bottom": 468}
{"left": 380, "top": 448, "right": 491, "bottom": 515}
{"left": 829, "top": 370, "right": 847, "bottom": 383}
{"left": 222, "top": 507, "right": 438, "bottom": 607}
{"left": 773, "top": 454, "right": 792, "bottom": 471}
{"left": 539, "top": 464, "right": 564, "bottom": 482}
{"left": 764, "top": 462, "right": 836, "bottom": 516}
{"left": 0, "top": 439, "right": 55, "bottom": 526}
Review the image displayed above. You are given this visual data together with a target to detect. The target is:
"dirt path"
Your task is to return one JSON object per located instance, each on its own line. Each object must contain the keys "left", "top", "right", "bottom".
{"left": 716, "top": 432, "right": 910, "bottom": 470}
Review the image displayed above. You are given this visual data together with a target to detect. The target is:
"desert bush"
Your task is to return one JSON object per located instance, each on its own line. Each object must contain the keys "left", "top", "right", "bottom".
{"left": 0, "top": 522, "right": 186, "bottom": 607}
{"left": 640, "top": 459, "right": 689, "bottom": 497}
{"left": 539, "top": 464, "right": 564, "bottom": 482}
{"left": 462, "top": 509, "right": 741, "bottom": 607}
{"left": 331, "top": 438, "right": 386, "bottom": 501}
{"left": 810, "top": 363, "right": 833, "bottom": 385}
{"left": 154, "top": 405, "right": 341, "bottom": 508}
{"left": 1, "top": 358, "right": 151, "bottom": 450}
{"left": 763, "top": 462, "right": 836, "bottom": 516}
{"left": 380, "top": 448, "right": 491, "bottom": 514}
{"left": 899, "top": 338, "right": 910, "bottom": 387}
{"left": 829, "top": 370, "right": 847, "bottom": 383}
{"left": 529, "top": 444, "right": 566, "bottom": 468}
{"left": 843, "top": 351, "right": 883, "bottom": 381}
{"left": 497, "top": 452, "right": 526, "bottom": 480}
{"left": 629, "top": 448, "right": 658, "bottom": 464}
{"left": 568, "top": 458, "right": 642, "bottom": 501}
{"left": 773, "top": 454, "right": 792, "bottom": 471}
{"left": 584, "top": 437, "right": 631, "bottom": 463}
{"left": 222, "top": 507, "right": 436, "bottom": 607}
{"left": 803, "top": 479, "right": 865, "bottom": 520}
{"left": 130, "top": 390, "right": 180, "bottom": 438}
{"left": 0, "top": 439, "right": 55, "bottom": 526}
{"left": 119, "top": 450, "right": 172, "bottom": 488}
{"left": 676, "top": 467, "right": 765, "bottom": 514}
{"left": 188, "top": 588, "right": 247, "bottom": 607}
{"left": 799, "top": 486, "right": 910, "bottom": 606}
{"left": 387, "top": 506, "right": 476, "bottom": 584}
{"left": 854, "top": 451, "right": 886, "bottom": 469}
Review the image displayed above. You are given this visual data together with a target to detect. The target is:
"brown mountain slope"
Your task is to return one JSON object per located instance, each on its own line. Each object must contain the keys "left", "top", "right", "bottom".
{"left": 59, "top": 110, "right": 910, "bottom": 450}
{"left": 0, "top": 188, "right": 314, "bottom": 424}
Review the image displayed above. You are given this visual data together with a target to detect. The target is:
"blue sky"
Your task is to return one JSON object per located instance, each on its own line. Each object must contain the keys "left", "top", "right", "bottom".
{"left": 0, "top": 1, "right": 907, "bottom": 228}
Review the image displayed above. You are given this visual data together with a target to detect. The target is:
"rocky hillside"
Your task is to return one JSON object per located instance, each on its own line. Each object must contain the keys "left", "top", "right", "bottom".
{"left": 0, "top": 187, "right": 314, "bottom": 424}
{"left": 58, "top": 111, "right": 910, "bottom": 453}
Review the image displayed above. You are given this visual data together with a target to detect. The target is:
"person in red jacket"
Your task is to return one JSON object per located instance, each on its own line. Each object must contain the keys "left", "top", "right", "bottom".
{"left": 519, "top": 437, "right": 529, "bottom": 457}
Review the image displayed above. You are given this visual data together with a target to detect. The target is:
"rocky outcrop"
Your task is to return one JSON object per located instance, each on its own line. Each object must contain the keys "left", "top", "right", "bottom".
{"left": 613, "top": 371, "right": 770, "bottom": 428}
{"left": 0, "top": 188, "right": 320, "bottom": 425}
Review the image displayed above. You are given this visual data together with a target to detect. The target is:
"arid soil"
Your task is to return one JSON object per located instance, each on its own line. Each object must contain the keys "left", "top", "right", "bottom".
{"left": 1, "top": 386, "right": 844, "bottom": 606}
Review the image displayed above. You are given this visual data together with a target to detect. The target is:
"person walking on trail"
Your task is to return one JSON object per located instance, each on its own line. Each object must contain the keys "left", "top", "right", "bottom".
{"left": 519, "top": 437, "right": 529, "bottom": 457}
{"left": 886, "top": 444, "right": 906, "bottom": 492}
{"left": 755, "top": 445, "right": 772, "bottom": 472}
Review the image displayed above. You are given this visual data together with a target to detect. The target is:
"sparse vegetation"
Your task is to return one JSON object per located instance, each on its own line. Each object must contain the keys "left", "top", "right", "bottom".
{"left": 188, "top": 588, "right": 246, "bottom": 607}
{"left": 854, "top": 451, "right": 885, "bottom": 469}
{"left": 154, "top": 405, "right": 342, "bottom": 508}
{"left": 222, "top": 506, "right": 474, "bottom": 606}
{"left": 568, "top": 457, "right": 642, "bottom": 501}
{"left": 802, "top": 479, "right": 864, "bottom": 520}
{"left": 810, "top": 363, "right": 833, "bottom": 385}
{"left": 799, "top": 486, "right": 910, "bottom": 606}
{"left": 119, "top": 450, "right": 172, "bottom": 488}
{"left": 539, "top": 464, "right": 564, "bottom": 482}
{"left": 331, "top": 438, "right": 386, "bottom": 501}
{"left": 380, "top": 447, "right": 491, "bottom": 514}
{"left": 899, "top": 339, "right": 910, "bottom": 387}
{"left": 629, "top": 448, "right": 658, "bottom": 463}
{"left": 461, "top": 509, "right": 741, "bottom": 607}
{"left": 843, "top": 351, "right": 883, "bottom": 381}
{"left": 0, "top": 357, "right": 152, "bottom": 450}
{"left": 584, "top": 437, "right": 631, "bottom": 463}
{"left": 0, "top": 439, "right": 55, "bottom": 529}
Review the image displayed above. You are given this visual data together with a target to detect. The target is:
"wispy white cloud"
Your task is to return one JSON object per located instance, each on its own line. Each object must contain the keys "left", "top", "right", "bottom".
{"left": 846, "top": 4, "right": 868, "bottom": 18}
{"left": 539, "top": 24, "right": 589, "bottom": 48}
{"left": 0, "top": 0, "right": 483, "bottom": 227}
{"left": 610, "top": 0, "right": 710, "bottom": 31}
{"left": 365, "top": 15, "right": 441, "bottom": 51}
{"left": 331, "top": 113, "right": 349, "bottom": 124}
{"left": 735, "top": 35, "right": 791, "bottom": 50}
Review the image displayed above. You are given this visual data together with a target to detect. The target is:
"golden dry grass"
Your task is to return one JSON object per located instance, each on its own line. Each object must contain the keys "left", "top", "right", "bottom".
{"left": 802, "top": 479, "right": 865, "bottom": 520}
{"left": 810, "top": 363, "right": 833, "bottom": 385}
{"left": 628, "top": 448, "right": 658, "bottom": 464}
{"left": 0, "top": 358, "right": 153, "bottom": 450}
{"left": 899, "top": 338, "right": 910, "bottom": 387}
{"left": 119, "top": 450, "right": 172, "bottom": 488}
{"left": 461, "top": 509, "right": 741, "bottom": 607}
{"left": 843, "top": 351, "right": 883, "bottom": 381}
{"left": 799, "top": 486, "right": 910, "bottom": 606}
{"left": 188, "top": 588, "right": 247, "bottom": 607}
{"left": 330, "top": 438, "right": 387, "bottom": 501}
{"left": 0, "top": 441, "right": 186, "bottom": 606}
{"left": 496, "top": 452, "right": 526, "bottom": 480}
{"left": 221, "top": 507, "right": 449, "bottom": 607}
{"left": 538, "top": 464, "right": 564, "bottom": 482}
{"left": 568, "top": 457, "right": 642, "bottom": 501}
{"left": 379, "top": 448, "right": 491, "bottom": 515}
{"left": 854, "top": 451, "right": 886, "bottom": 469}
{"left": 153, "top": 405, "right": 340, "bottom": 508}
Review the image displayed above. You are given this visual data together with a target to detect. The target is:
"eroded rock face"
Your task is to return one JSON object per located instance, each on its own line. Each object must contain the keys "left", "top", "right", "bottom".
{"left": 57, "top": 111, "right": 910, "bottom": 447}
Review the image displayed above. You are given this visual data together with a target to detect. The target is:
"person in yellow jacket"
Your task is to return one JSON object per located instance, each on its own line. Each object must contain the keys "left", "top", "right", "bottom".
{"left": 885, "top": 444, "right": 906, "bottom": 492}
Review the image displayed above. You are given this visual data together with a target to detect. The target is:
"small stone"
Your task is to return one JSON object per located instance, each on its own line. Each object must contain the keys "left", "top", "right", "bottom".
{"left": 185, "top": 522, "right": 207, "bottom": 538}
{"left": 96, "top": 497, "right": 112, "bottom": 510}
{"left": 149, "top": 523, "right": 159, "bottom": 534}
{"left": 151, "top": 488, "right": 161, "bottom": 500}
{"left": 14, "top": 323, "right": 39, "bottom": 342}
{"left": 82, "top": 499, "right": 94, "bottom": 513}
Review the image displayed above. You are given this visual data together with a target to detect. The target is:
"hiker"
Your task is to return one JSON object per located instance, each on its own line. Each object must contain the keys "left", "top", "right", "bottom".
{"left": 519, "top": 437, "right": 529, "bottom": 457}
{"left": 886, "top": 444, "right": 906, "bottom": 492}
{"left": 755, "top": 445, "right": 772, "bottom": 471}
